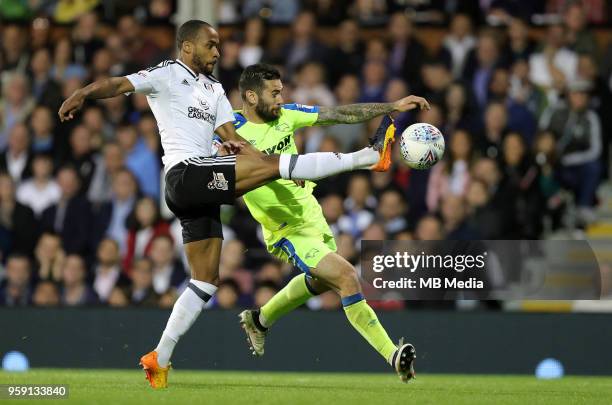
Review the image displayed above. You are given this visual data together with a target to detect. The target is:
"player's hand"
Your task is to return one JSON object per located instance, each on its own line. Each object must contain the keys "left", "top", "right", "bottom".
{"left": 220, "top": 140, "right": 246, "bottom": 155}
{"left": 58, "top": 90, "right": 86, "bottom": 122}
{"left": 393, "top": 95, "right": 430, "bottom": 112}
{"left": 293, "top": 180, "right": 305, "bottom": 188}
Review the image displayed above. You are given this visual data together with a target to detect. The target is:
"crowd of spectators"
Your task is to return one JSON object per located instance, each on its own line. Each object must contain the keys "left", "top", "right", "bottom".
{"left": 1, "top": 0, "right": 611, "bottom": 309}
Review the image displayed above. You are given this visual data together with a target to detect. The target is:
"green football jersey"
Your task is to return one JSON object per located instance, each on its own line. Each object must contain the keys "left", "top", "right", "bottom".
{"left": 233, "top": 103, "right": 324, "bottom": 240}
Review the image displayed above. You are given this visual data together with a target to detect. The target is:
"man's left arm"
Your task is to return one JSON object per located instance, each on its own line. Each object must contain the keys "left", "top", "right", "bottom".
{"left": 314, "top": 95, "right": 430, "bottom": 126}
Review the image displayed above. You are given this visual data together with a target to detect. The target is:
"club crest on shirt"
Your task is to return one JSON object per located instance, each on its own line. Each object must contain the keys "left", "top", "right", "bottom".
{"left": 207, "top": 172, "right": 228, "bottom": 191}
{"left": 203, "top": 83, "right": 214, "bottom": 92}
{"left": 198, "top": 98, "right": 210, "bottom": 110}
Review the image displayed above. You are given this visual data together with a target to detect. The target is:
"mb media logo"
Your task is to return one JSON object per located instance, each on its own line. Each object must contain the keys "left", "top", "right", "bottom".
{"left": 207, "top": 172, "right": 228, "bottom": 191}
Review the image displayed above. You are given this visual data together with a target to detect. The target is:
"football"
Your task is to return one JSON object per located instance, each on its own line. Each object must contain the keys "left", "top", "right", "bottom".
{"left": 399, "top": 123, "right": 445, "bottom": 169}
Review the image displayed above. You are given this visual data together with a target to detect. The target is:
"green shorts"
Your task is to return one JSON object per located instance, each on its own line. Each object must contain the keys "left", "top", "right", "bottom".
{"left": 266, "top": 222, "right": 337, "bottom": 276}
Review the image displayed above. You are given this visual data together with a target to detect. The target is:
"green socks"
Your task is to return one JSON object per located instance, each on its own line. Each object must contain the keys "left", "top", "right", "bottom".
{"left": 259, "top": 277, "right": 397, "bottom": 364}
{"left": 260, "top": 274, "right": 317, "bottom": 326}
{"left": 342, "top": 293, "right": 397, "bottom": 363}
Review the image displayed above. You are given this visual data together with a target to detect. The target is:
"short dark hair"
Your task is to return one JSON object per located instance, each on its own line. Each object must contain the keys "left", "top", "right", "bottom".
{"left": 176, "top": 20, "right": 211, "bottom": 50}
{"left": 238, "top": 63, "right": 281, "bottom": 100}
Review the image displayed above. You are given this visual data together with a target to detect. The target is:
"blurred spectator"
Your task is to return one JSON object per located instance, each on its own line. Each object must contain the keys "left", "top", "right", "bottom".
{"left": 0, "top": 74, "right": 36, "bottom": 147}
{"left": 444, "top": 82, "right": 477, "bottom": 135}
{"left": 137, "top": 113, "right": 162, "bottom": 159}
{"left": 0, "top": 254, "right": 32, "bottom": 306}
{"left": 253, "top": 280, "right": 280, "bottom": 307}
{"left": 0, "top": 173, "right": 38, "bottom": 256}
{"left": 529, "top": 24, "right": 578, "bottom": 103}
{"left": 442, "top": 14, "right": 477, "bottom": 79}
{"left": 117, "top": 124, "right": 160, "bottom": 198}
{"left": 65, "top": 125, "right": 96, "bottom": 192}
{"left": 30, "top": 17, "right": 52, "bottom": 51}
{"left": 54, "top": 0, "right": 100, "bottom": 24}
{"left": 42, "top": 166, "right": 91, "bottom": 255}
{"left": 32, "top": 280, "right": 60, "bottom": 307}
{"left": 387, "top": 12, "right": 425, "bottom": 92}
{"left": 71, "top": 12, "right": 104, "bottom": 65}
{"left": 34, "top": 232, "right": 64, "bottom": 283}
{"left": 219, "top": 239, "right": 249, "bottom": 284}
{"left": 336, "top": 232, "right": 357, "bottom": 263}
{"left": 359, "top": 60, "right": 387, "bottom": 103}
{"left": 361, "top": 221, "right": 386, "bottom": 240}
{"left": 488, "top": 67, "right": 537, "bottom": 143}
{"left": 325, "top": 75, "right": 365, "bottom": 151}
{"left": 414, "top": 214, "right": 444, "bottom": 240}
{"left": 340, "top": 175, "right": 375, "bottom": 238}
{"left": 0, "top": 123, "right": 33, "bottom": 183}
{"left": 29, "top": 106, "right": 57, "bottom": 154}
{"left": 421, "top": 59, "right": 453, "bottom": 107}
{"left": 539, "top": 80, "right": 602, "bottom": 223}
{"left": 256, "top": 260, "right": 284, "bottom": 285}
{"left": 505, "top": 17, "right": 536, "bottom": 64}
{"left": 117, "top": 15, "right": 162, "bottom": 68}
{"left": 17, "top": 154, "right": 61, "bottom": 218}
{"left": 60, "top": 254, "right": 98, "bottom": 306}
{"left": 465, "top": 178, "right": 504, "bottom": 239}
{"left": 128, "top": 258, "right": 160, "bottom": 307}
{"left": 533, "top": 131, "right": 564, "bottom": 229}
{"left": 92, "top": 238, "right": 128, "bottom": 303}
{"left": 328, "top": 19, "right": 364, "bottom": 86}
{"left": 215, "top": 278, "right": 241, "bottom": 309}
{"left": 500, "top": 132, "right": 543, "bottom": 237}
{"left": 348, "top": 0, "right": 387, "bottom": 26}
{"left": 321, "top": 193, "right": 344, "bottom": 236}
{"left": 218, "top": 37, "right": 243, "bottom": 93}
{"left": 464, "top": 32, "right": 501, "bottom": 109}
{"left": 478, "top": 101, "right": 508, "bottom": 159}
{"left": 293, "top": 62, "right": 336, "bottom": 107}
{"left": 124, "top": 197, "right": 170, "bottom": 270}
{"left": 108, "top": 286, "right": 129, "bottom": 307}
{"left": 243, "top": 0, "right": 299, "bottom": 24}
{"left": 28, "top": 48, "right": 63, "bottom": 112}
{"left": 564, "top": 1, "right": 599, "bottom": 58}
{"left": 1, "top": 25, "right": 29, "bottom": 72}
{"left": 51, "top": 38, "right": 87, "bottom": 82}
{"left": 239, "top": 18, "right": 267, "bottom": 68}
{"left": 427, "top": 129, "right": 474, "bottom": 212}
{"left": 94, "top": 168, "right": 138, "bottom": 254}
{"left": 88, "top": 142, "right": 125, "bottom": 206}
{"left": 147, "top": 234, "right": 186, "bottom": 295}
{"left": 376, "top": 189, "right": 408, "bottom": 236}
{"left": 277, "top": 11, "right": 328, "bottom": 76}
{"left": 440, "top": 194, "right": 480, "bottom": 240}
{"left": 509, "top": 59, "right": 547, "bottom": 119}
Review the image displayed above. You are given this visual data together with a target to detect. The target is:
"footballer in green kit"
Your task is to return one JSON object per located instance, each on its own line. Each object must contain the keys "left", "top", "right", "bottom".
{"left": 225, "top": 64, "right": 430, "bottom": 382}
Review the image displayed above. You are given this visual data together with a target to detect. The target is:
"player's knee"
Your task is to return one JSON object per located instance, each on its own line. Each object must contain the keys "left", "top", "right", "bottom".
{"left": 338, "top": 264, "right": 359, "bottom": 288}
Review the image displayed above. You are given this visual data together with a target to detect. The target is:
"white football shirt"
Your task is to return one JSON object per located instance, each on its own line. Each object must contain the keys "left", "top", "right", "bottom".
{"left": 125, "top": 59, "right": 235, "bottom": 172}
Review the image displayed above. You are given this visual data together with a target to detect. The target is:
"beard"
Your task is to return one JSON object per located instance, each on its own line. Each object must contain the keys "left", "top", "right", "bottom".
{"left": 193, "top": 53, "right": 213, "bottom": 75}
{"left": 255, "top": 100, "right": 280, "bottom": 122}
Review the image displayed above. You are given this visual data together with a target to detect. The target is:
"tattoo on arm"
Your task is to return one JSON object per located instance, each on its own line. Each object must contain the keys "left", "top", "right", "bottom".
{"left": 315, "top": 103, "right": 395, "bottom": 126}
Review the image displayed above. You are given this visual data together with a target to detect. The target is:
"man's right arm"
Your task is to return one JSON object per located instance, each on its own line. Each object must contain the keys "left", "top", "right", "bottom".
{"left": 58, "top": 77, "right": 134, "bottom": 122}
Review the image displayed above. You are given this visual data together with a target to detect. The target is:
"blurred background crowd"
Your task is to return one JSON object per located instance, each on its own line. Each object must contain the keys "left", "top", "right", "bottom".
{"left": 0, "top": 0, "right": 611, "bottom": 310}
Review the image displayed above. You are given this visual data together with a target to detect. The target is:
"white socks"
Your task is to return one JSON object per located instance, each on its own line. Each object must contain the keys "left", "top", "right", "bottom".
{"left": 279, "top": 148, "right": 379, "bottom": 181}
{"left": 155, "top": 280, "right": 217, "bottom": 367}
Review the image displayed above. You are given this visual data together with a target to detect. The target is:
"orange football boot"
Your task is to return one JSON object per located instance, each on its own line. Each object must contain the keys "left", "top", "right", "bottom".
{"left": 139, "top": 351, "right": 170, "bottom": 389}
{"left": 370, "top": 115, "right": 396, "bottom": 172}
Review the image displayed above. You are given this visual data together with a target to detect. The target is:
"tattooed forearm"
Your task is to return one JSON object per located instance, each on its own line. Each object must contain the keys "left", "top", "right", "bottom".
{"left": 315, "top": 103, "right": 395, "bottom": 126}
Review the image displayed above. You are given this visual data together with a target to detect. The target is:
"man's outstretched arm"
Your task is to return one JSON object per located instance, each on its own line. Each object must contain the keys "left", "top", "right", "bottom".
{"left": 58, "top": 77, "right": 134, "bottom": 122}
{"left": 314, "top": 95, "right": 430, "bottom": 126}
